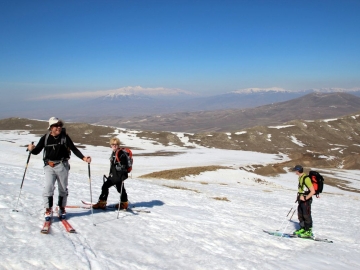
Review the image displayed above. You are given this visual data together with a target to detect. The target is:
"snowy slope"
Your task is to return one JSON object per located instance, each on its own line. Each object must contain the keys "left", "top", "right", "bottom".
{"left": 0, "top": 130, "right": 359, "bottom": 270}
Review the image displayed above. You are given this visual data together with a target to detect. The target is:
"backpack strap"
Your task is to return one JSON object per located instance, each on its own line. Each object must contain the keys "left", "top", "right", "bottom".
{"left": 115, "top": 149, "right": 121, "bottom": 163}
{"left": 43, "top": 128, "right": 67, "bottom": 163}
{"left": 43, "top": 132, "right": 50, "bottom": 163}
{"left": 115, "top": 149, "right": 127, "bottom": 164}
{"left": 299, "top": 175, "right": 310, "bottom": 194}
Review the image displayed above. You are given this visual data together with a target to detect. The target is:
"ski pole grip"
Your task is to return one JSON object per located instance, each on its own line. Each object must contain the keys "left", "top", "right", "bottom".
{"left": 26, "top": 142, "right": 34, "bottom": 152}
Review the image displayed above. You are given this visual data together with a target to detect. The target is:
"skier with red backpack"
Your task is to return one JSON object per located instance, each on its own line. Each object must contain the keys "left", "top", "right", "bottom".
{"left": 92, "top": 137, "right": 132, "bottom": 210}
{"left": 292, "top": 165, "right": 316, "bottom": 237}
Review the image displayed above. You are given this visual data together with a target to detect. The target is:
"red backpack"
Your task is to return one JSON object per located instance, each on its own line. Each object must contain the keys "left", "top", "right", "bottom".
{"left": 303, "top": 171, "right": 324, "bottom": 198}
{"left": 115, "top": 148, "right": 133, "bottom": 173}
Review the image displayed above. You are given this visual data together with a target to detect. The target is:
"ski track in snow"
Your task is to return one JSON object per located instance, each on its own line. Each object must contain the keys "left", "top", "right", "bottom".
{"left": 1, "top": 131, "right": 360, "bottom": 269}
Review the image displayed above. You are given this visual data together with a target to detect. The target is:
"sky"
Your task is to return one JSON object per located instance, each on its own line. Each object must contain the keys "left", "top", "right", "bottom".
{"left": 1, "top": 125, "right": 360, "bottom": 269}
{"left": 1, "top": 0, "right": 360, "bottom": 102}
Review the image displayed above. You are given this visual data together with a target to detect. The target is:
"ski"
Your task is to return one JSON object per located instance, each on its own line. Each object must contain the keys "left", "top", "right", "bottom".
{"left": 132, "top": 209, "right": 151, "bottom": 213}
{"left": 124, "top": 207, "right": 151, "bottom": 214}
{"left": 69, "top": 204, "right": 151, "bottom": 213}
{"left": 66, "top": 205, "right": 90, "bottom": 209}
{"left": 81, "top": 200, "right": 92, "bottom": 205}
{"left": 76, "top": 201, "right": 151, "bottom": 213}
{"left": 105, "top": 204, "right": 151, "bottom": 213}
{"left": 263, "top": 230, "right": 333, "bottom": 243}
{"left": 40, "top": 208, "right": 53, "bottom": 234}
{"left": 40, "top": 221, "right": 51, "bottom": 234}
{"left": 60, "top": 219, "right": 76, "bottom": 233}
{"left": 56, "top": 207, "right": 76, "bottom": 233}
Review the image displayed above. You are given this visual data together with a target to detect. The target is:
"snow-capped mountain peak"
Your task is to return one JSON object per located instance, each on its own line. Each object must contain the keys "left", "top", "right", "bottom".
{"left": 231, "top": 87, "right": 290, "bottom": 94}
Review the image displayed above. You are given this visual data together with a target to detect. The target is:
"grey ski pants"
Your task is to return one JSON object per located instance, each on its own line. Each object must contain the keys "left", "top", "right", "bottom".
{"left": 43, "top": 161, "right": 70, "bottom": 208}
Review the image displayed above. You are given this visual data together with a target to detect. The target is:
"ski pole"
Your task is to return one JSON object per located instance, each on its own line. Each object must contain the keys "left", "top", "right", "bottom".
{"left": 116, "top": 181, "right": 124, "bottom": 219}
{"left": 287, "top": 198, "right": 298, "bottom": 221}
{"left": 277, "top": 199, "right": 298, "bottom": 232}
{"left": 289, "top": 207, "right": 297, "bottom": 221}
{"left": 280, "top": 201, "right": 299, "bottom": 237}
{"left": 286, "top": 204, "right": 294, "bottom": 217}
{"left": 13, "top": 142, "right": 33, "bottom": 212}
{"left": 88, "top": 163, "right": 95, "bottom": 225}
{"left": 280, "top": 217, "right": 292, "bottom": 238}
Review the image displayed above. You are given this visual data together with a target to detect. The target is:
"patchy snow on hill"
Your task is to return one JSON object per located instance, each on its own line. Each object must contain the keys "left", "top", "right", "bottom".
{"left": 1, "top": 129, "right": 360, "bottom": 270}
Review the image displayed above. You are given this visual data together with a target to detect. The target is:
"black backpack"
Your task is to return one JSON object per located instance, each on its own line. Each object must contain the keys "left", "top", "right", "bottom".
{"left": 302, "top": 171, "right": 324, "bottom": 198}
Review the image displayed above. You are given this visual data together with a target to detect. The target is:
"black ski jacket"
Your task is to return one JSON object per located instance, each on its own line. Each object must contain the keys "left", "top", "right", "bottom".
{"left": 31, "top": 133, "right": 85, "bottom": 161}
{"left": 109, "top": 150, "right": 129, "bottom": 183}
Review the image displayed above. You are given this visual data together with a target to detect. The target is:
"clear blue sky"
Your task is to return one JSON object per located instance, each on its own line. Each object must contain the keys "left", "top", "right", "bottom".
{"left": 1, "top": 0, "right": 360, "bottom": 101}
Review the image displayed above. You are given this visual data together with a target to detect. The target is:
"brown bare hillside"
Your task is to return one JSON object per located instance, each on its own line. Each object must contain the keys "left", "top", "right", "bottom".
{"left": 0, "top": 117, "right": 116, "bottom": 148}
{"left": 140, "top": 166, "right": 229, "bottom": 180}
{"left": 2, "top": 111, "right": 360, "bottom": 193}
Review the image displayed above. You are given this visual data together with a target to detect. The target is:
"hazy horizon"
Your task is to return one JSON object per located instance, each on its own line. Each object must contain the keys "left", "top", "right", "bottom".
{"left": 1, "top": 0, "right": 360, "bottom": 104}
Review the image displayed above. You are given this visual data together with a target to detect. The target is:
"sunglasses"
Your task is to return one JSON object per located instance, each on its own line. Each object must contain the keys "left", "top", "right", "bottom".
{"left": 110, "top": 144, "right": 119, "bottom": 147}
{"left": 51, "top": 123, "right": 63, "bottom": 128}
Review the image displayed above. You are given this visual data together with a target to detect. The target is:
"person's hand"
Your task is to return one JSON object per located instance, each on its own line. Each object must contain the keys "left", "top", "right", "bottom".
{"left": 28, "top": 144, "right": 35, "bottom": 151}
{"left": 83, "top": 156, "right": 91, "bottom": 163}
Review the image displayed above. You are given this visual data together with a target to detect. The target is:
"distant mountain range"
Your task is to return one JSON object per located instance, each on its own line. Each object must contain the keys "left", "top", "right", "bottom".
{"left": 73, "top": 88, "right": 360, "bottom": 121}
{"left": 1, "top": 88, "right": 360, "bottom": 128}
{"left": 95, "top": 92, "right": 360, "bottom": 132}
{"left": 74, "top": 89, "right": 309, "bottom": 121}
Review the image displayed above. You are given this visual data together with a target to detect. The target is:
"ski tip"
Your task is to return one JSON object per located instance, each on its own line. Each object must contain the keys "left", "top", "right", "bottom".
{"left": 313, "top": 237, "right": 333, "bottom": 243}
{"left": 40, "top": 226, "right": 51, "bottom": 234}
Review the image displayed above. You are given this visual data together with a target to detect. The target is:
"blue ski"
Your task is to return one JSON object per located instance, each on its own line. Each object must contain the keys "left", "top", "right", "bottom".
{"left": 263, "top": 230, "right": 333, "bottom": 243}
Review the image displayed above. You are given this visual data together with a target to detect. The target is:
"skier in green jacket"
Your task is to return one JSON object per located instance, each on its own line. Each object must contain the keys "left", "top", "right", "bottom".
{"left": 292, "top": 165, "right": 316, "bottom": 237}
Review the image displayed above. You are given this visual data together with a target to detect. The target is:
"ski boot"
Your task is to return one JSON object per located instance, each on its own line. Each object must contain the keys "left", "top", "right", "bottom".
{"left": 58, "top": 207, "right": 66, "bottom": 219}
{"left": 44, "top": 208, "right": 52, "bottom": 221}
{"left": 115, "top": 201, "right": 128, "bottom": 210}
{"left": 92, "top": 200, "right": 107, "bottom": 210}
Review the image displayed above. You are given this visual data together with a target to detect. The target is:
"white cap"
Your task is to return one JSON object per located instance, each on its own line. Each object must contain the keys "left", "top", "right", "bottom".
{"left": 48, "top": 117, "right": 62, "bottom": 129}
